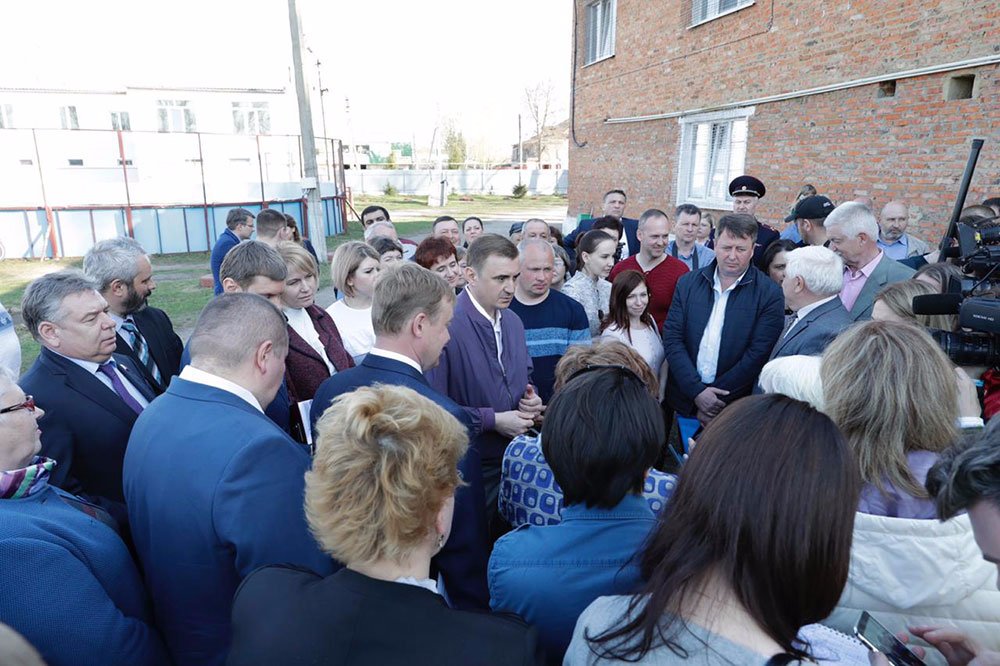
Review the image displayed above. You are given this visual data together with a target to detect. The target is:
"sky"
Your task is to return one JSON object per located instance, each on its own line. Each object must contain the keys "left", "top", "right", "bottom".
{"left": 3, "top": 0, "right": 572, "bottom": 159}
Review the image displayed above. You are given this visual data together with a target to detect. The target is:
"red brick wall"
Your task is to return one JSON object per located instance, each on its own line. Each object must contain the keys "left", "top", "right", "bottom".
{"left": 569, "top": 0, "right": 1000, "bottom": 238}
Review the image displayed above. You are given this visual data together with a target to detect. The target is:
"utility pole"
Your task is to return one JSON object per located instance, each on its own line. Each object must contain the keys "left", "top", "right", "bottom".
{"left": 287, "top": 0, "right": 327, "bottom": 262}
{"left": 316, "top": 58, "right": 331, "bottom": 182}
{"left": 518, "top": 114, "right": 523, "bottom": 186}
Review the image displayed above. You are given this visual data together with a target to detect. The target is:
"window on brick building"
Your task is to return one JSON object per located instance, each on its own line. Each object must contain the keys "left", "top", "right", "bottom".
{"left": 676, "top": 108, "right": 753, "bottom": 209}
{"left": 585, "top": 0, "right": 616, "bottom": 65}
{"left": 690, "top": 0, "right": 754, "bottom": 27}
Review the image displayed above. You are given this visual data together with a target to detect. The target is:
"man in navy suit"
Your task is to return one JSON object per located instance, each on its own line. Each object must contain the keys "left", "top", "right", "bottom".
{"left": 662, "top": 214, "right": 785, "bottom": 426}
{"left": 181, "top": 241, "right": 293, "bottom": 434}
{"left": 84, "top": 237, "right": 183, "bottom": 394}
{"left": 311, "top": 262, "right": 490, "bottom": 611}
{"left": 563, "top": 189, "right": 639, "bottom": 264}
{"left": 210, "top": 208, "right": 255, "bottom": 294}
{"left": 770, "top": 245, "right": 854, "bottom": 360}
{"left": 19, "top": 270, "right": 156, "bottom": 529}
{"left": 124, "top": 293, "right": 335, "bottom": 666}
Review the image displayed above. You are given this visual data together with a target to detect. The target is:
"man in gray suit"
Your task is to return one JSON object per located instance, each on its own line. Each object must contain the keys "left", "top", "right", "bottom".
{"left": 771, "top": 246, "right": 854, "bottom": 360}
{"left": 826, "top": 202, "right": 914, "bottom": 321}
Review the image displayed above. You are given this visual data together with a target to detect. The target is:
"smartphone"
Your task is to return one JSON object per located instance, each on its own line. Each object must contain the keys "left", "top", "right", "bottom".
{"left": 854, "top": 611, "right": 925, "bottom": 666}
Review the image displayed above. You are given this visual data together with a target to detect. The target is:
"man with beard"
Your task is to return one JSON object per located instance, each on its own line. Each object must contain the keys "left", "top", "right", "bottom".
{"left": 876, "top": 200, "right": 930, "bottom": 261}
{"left": 84, "top": 237, "right": 183, "bottom": 395}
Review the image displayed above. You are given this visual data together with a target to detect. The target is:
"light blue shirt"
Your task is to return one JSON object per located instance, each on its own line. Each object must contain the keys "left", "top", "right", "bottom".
{"left": 666, "top": 241, "right": 715, "bottom": 271}
{"left": 877, "top": 235, "right": 909, "bottom": 261}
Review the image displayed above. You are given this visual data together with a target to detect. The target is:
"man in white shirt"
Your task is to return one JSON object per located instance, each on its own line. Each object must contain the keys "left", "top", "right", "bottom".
{"left": 769, "top": 245, "right": 853, "bottom": 360}
{"left": 662, "top": 215, "right": 784, "bottom": 426}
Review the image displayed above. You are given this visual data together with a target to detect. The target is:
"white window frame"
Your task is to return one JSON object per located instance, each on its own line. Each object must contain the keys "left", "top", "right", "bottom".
{"left": 111, "top": 111, "right": 131, "bottom": 131}
{"left": 0, "top": 104, "right": 12, "bottom": 129}
{"left": 675, "top": 106, "right": 754, "bottom": 210}
{"left": 157, "top": 100, "right": 196, "bottom": 133}
{"left": 689, "top": 0, "right": 754, "bottom": 28}
{"left": 60, "top": 105, "right": 79, "bottom": 130}
{"left": 232, "top": 101, "right": 271, "bottom": 135}
{"left": 584, "top": 0, "right": 616, "bottom": 66}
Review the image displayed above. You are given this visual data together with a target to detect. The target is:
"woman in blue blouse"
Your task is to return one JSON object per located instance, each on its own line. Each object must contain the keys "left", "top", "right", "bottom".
{"left": 0, "top": 372, "right": 168, "bottom": 666}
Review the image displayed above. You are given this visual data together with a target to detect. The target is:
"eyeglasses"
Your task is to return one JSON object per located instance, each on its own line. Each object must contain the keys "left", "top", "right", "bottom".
{"left": 0, "top": 395, "right": 35, "bottom": 415}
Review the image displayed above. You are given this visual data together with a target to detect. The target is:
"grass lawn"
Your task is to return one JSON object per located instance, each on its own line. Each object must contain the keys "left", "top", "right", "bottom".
{"left": 351, "top": 193, "right": 568, "bottom": 221}
{"left": 2, "top": 223, "right": 432, "bottom": 374}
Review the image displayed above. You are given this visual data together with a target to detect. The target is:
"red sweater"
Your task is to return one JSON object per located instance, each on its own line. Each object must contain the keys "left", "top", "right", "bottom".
{"left": 609, "top": 255, "right": 689, "bottom": 332}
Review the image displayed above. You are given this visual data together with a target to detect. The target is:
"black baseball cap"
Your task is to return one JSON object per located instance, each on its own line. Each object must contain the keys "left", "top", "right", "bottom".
{"left": 785, "top": 195, "right": 835, "bottom": 223}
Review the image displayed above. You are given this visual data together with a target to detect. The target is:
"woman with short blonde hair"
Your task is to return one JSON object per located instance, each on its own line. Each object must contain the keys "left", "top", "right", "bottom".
{"left": 328, "top": 241, "right": 381, "bottom": 362}
{"left": 276, "top": 241, "right": 354, "bottom": 405}
{"left": 227, "top": 385, "right": 541, "bottom": 665}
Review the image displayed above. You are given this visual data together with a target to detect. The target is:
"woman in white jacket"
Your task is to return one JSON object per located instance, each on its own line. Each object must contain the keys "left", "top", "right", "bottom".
{"left": 820, "top": 321, "right": 999, "bottom": 659}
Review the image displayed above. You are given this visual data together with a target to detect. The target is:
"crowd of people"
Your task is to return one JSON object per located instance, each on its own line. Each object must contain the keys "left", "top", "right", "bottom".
{"left": 1, "top": 181, "right": 1000, "bottom": 665}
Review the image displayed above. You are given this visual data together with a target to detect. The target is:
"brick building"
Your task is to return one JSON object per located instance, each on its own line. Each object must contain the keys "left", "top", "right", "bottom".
{"left": 569, "top": 0, "right": 1000, "bottom": 240}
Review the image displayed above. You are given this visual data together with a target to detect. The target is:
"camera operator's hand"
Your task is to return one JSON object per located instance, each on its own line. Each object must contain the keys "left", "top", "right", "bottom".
{"left": 956, "top": 367, "right": 983, "bottom": 419}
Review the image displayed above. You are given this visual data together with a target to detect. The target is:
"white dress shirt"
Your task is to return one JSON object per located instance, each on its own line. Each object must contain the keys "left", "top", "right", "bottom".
{"left": 284, "top": 306, "right": 336, "bottom": 374}
{"left": 695, "top": 270, "right": 746, "bottom": 384}
{"left": 179, "top": 364, "right": 263, "bottom": 413}
{"left": 466, "top": 289, "right": 504, "bottom": 367}
{"left": 367, "top": 347, "right": 423, "bottom": 374}
{"left": 58, "top": 351, "right": 150, "bottom": 409}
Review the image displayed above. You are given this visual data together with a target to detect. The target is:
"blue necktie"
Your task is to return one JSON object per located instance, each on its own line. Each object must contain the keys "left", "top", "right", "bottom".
{"left": 121, "top": 319, "right": 161, "bottom": 386}
{"left": 96, "top": 361, "right": 145, "bottom": 415}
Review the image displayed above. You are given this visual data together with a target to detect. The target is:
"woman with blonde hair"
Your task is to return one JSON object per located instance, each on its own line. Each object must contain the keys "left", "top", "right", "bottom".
{"left": 872, "top": 279, "right": 956, "bottom": 331}
{"left": 227, "top": 385, "right": 541, "bottom": 666}
{"left": 821, "top": 320, "right": 999, "bottom": 651}
{"left": 328, "top": 241, "right": 381, "bottom": 362}
{"left": 276, "top": 241, "right": 353, "bottom": 404}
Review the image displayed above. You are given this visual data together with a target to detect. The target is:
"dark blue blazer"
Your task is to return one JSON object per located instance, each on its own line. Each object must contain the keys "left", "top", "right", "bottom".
{"left": 114, "top": 306, "right": 184, "bottom": 394}
{"left": 563, "top": 217, "right": 639, "bottom": 264}
{"left": 181, "top": 343, "right": 291, "bottom": 434}
{"left": 123, "top": 377, "right": 336, "bottom": 666}
{"left": 311, "top": 353, "right": 491, "bottom": 611}
{"left": 210, "top": 229, "right": 241, "bottom": 295}
{"left": 662, "top": 262, "right": 785, "bottom": 417}
{"left": 19, "top": 347, "right": 156, "bottom": 528}
{"left": 769, "top": 297, "right": 854, "bottom": 360}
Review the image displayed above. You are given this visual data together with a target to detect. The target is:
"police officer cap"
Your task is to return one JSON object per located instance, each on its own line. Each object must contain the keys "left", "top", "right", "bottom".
{"left": 729, "top": 176, "right": 766, "bottom": 199}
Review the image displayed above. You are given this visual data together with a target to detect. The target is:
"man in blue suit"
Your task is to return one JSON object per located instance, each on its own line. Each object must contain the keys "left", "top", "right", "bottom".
{"left": 311, "top": 262, "right": 490, "bottom": 611}
{"left": 563, "top": 189, "right": 639, "bottom": 264}
{"left": 19, "top": 270, "right": 156, "bottom": 530}
{"left": 124, "top": 293, "right": 335, "bottom": 666}
{"left": 770, "top": 245, "right": 854, "bottom": 360}
{"left": 84, "top": 237, "right": 184, "bottom": 394}
{"left": 209, "top": 208, "right": 255, "bottom": 294}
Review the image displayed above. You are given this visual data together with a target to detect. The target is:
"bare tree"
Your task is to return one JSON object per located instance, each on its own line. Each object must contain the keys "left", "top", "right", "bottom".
{"left": 524, "top": 80, "right": 554, "bottom": 167}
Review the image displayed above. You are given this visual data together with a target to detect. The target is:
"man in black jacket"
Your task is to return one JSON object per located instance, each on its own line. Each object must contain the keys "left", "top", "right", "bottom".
{"left": 84, "top": 237, "right": 183, "bottom": 394}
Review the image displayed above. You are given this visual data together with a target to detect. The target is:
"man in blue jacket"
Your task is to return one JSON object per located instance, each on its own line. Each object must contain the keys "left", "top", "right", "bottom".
{"left": 662, "top": 214, "right": 784, "bottom": 425}
{"left": 563, "top": 189, "right": 639, "bottom": 264}
{"left": 311, "top": 262, "right": 490, "bottom": 610}
{"left": 209, "top": 208, "right": 255, "bottom": 294}
{"left": 124, "top": 293, "right": 335, "bottom": 666}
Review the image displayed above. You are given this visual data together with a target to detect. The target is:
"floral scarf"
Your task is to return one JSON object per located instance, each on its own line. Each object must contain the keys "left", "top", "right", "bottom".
{"left": 0, "top": 457, "right": 56, "bottom": 500}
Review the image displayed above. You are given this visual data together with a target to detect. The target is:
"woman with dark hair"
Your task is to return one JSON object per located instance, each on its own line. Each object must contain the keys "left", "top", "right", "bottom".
{"left": 600, "top": 271, "right": 666, "bottom": 392}
{"left": 369, "top": 235, "right": 404, "bottom": 267}
{"left": 414, "top": 236, "right": 463, "bottom": 293}
{"left": 562, "top": 230, "right": 617, "bottom": 336}
{"left": 565, "top": 394, "right": 861, "bottom": 665}
{"left": 462, "top": 217, "right": 484, "bottom": 247}
{"left": 551, "top": 245, "right": 572, "bottom": 291}
{"left": 283, "top": 213, "right": 319, "bottom": 263}
{"left": 591, "top": 216, "right": 626, "bottom": 263}
{"left": 762, "top": 239, "right": 799, "bottom": 285}
{"left": 490, "top": 366, "right": 664, "bottom": 664}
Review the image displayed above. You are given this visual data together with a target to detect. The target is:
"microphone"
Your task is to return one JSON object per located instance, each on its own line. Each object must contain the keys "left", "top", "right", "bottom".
{"left": 912, "top": 293, "right": 962, "bottom": 315}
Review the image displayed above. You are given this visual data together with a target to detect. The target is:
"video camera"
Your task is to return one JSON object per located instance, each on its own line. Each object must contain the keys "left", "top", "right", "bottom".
{"left": 911, "top": 138, "right": 1000, "bottom": 368}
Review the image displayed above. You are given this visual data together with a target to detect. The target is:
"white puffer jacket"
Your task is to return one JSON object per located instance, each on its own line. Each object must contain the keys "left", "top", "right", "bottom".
{"left": 824, "top": 511, "right": 1000, "bottom": 660}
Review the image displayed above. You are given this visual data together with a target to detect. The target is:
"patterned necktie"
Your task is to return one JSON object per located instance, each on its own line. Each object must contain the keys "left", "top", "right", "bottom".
{"left": 96, "top": 361, "right": 145, "bottom": 415}
{"left": 782, "top": 313, "right": 799, "bottom": 338}
{"left": 121, "top": 319, "right": 161, "bottom": 386}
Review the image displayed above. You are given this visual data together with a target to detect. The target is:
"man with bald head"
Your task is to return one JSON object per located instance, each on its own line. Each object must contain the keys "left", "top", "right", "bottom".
{"left": 510, "top": 239, "right": 590, "bottom": 401}
{"left": 877, "top": 201, "right": 930, "bottom": 260}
